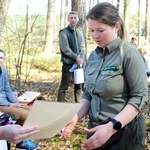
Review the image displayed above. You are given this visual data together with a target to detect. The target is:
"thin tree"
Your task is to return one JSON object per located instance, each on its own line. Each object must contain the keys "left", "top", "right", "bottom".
{"left": 92, "top": 0, "right": 95, "bottom": 6}
{"left": 15, "top": 0, "right": 42, "bottom": 89}
{"left": 123, "top": 0, "right": 131, "bottom": 37}
{"left": 0, "top": 0, "right": 11, "bottom": 39}
{"left": 71, "top": 0, "right": 86, "bottom": 33}
{"left": 64, "top": 0, "right": 69, "bottom": 27}
{"left": 0, "top": 0, "right": 11, "bottom": 81}
{"left": 60, "top": 0, "right": 65, "bottom": 29}
{"left": 117, "top": 0, "right": 120, "bottom": 11}
{"left": 137, "top": 0, "right": 141, "bottom": 47}
{"left": 145, "top": 0, "right": 149, "bottom": 41}
{"left": 89, "top": 0, "right": 92, "bottom": 9}
{"left": 44, "top": 0, "right": 55, "bottom": 54}
{"left": 71, "top": 0, "right": 87, "bottom": 58}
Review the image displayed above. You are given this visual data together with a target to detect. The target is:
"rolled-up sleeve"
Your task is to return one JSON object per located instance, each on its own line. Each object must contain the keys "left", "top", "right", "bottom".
{"left": 123, "top": 48, "right": 148, "bottom": 111}
{"left": 82, "top": 90, "right": 92, "bottom": 102}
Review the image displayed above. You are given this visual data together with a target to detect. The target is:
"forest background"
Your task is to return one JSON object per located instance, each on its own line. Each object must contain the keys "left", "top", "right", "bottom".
{"left": 0, "top": 0, "right": 149, "bottom": 91}
{"left": 0, "top": 0, "right": 150, "bottom": 149}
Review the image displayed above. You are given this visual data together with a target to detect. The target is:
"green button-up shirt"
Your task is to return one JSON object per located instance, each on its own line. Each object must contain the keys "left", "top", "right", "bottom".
{"left": 82, "top": 37, "right": 148, "bottom": 124}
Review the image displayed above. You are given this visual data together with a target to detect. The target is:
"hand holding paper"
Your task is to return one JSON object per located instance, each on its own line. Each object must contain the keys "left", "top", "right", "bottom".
{"left": 23, "top": 100, "right": 81, "bottom": 140}
{"left": 59, "top": 114, "right": 78, "bottom": 139}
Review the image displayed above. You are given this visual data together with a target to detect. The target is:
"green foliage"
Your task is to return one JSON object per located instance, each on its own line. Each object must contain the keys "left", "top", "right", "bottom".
{"left": 5, "top": 15, "right": 46, "bottom": 38}
{"left": 35, "top": 123, "right": 87, "bottom": 150}
{"left": 129, "top": 12, "right": 146, "bottom": 28}
{"left": 31, "top": 54, "right": 61, "bottom": 72}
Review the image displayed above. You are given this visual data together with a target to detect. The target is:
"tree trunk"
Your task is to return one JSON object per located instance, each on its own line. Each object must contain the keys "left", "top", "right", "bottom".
{"left": 89, "top": 0, "right": 92, "bottom": 9}
{"left": 71, "top": 0, "right": 87, "bottom": 59}
{"left": 60, "top": 0, "right": 65, "bottom": 29}
{"left": 117, "top": 0, "right": 120, "bottom": 11}
{"left": 44, "top": 0, "right": 55, "bottom": 54}
{"left": 123, "top": 0, "right": 131, "bottom": 35}
{"left": 0, "top": 0, "right": 11, "bottom": 38}
{"left": 71, "top": 0, "right": 86, "bottom": 33}
{"left": 145, "top": 0, "right": 149, "bottom": 42}
{"left": 137, "top": 0, "right": 141, "bottom": 47}
{"left": 64, "top": 0, "right": 69, "bottom": 27}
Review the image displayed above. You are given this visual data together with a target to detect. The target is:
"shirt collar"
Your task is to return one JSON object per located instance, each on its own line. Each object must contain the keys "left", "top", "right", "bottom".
{"left": 106, "top": 37, "right": 121, "bottom": 53}
{"left": 67, "top": 25, "right": 78, "bottom": 32}
{"left": 95, "top": 47, "right": 109, "bottom": 55}
{"left": 95, "top": 37, "right": 121, "bottom": 55}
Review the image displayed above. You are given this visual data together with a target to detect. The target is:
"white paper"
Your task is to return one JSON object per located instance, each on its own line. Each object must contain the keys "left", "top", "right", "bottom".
{"left": 0, "top": 140, "right": 7, "bottom": 150}
{"left": 74, "top": 68, "right": 84, "bottom": 84}
{"left": 23, "top": 100, "right": 81, "bottom": 140}
{"left": 18, "top": 92, "right": 41, "bottom": 103}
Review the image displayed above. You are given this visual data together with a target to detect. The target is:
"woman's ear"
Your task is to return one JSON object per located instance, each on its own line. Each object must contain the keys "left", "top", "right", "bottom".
{"left": 115, "top": 22, "right": 120, "bottom": 32}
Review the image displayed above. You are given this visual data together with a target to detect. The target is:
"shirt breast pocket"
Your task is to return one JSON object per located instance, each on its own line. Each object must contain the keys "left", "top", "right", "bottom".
{"left": 85, "top": 67, "right": 95, "bottom": 75}
{"left": 84, "top": 61, "right": 100, "bottom": 90}
{"left": 85, "top": 61, "right": 99, "bottom": 78}
{"left": 101, "top": 70, "right": 124, "bottom": 95}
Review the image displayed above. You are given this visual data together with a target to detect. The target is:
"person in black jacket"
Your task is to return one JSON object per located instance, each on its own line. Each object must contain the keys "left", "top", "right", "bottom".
{"left": 57, "top": 11, "right": 86, "bottom": 102}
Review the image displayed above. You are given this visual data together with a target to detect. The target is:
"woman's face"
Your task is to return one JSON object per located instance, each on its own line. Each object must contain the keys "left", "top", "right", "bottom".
{"left": 0, "top": 52, "right": 5, "bottom": 67}
{"left": 87, "top": 19, "right": 120, "bottom": 48}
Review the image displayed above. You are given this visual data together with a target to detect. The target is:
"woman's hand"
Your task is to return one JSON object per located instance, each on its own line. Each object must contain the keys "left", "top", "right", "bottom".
{"left": 82, "top": 123, "right": 116, "bottom": 150}
{"left": 60, "top": 115, "right": 78, "bottom": 138}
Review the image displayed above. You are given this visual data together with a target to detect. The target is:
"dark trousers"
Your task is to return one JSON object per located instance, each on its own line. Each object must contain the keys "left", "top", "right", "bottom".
{"left": 88, "top": 114, "right": 146, "bottom": 150}
{"left": 57, "top": 63, "right": 82, "bottom": 102}
{"left": 7, "top": 142, "right": 10, "bottom": 150}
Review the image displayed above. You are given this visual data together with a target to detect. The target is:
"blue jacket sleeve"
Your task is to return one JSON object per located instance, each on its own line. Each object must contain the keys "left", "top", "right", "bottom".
{"left": 0, "top": 68, "right": 18, "bottom": 106}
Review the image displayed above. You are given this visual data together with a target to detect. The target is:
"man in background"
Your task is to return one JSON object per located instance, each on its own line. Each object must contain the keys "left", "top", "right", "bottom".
{"left": 57, "top": 11, "right": 86, "bottom": 103}
{"left": 130, "top": 37, "right": 137, "bottom": 47}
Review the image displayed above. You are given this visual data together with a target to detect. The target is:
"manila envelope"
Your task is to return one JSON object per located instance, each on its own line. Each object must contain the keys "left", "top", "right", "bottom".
{"left": 23, "top": 100, "right": 81, "bottom": 140}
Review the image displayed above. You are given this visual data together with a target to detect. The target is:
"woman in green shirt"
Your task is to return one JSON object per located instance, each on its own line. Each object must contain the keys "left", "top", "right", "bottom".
{"left": 60, "top": 2, "right": 148, "bottom": 150}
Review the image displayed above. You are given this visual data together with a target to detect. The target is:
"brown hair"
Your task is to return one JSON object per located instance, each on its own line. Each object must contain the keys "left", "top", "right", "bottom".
{"left": 68, "top": 11, "right": 78, "bottom": 16}
{"left": 0, "top": 49, "right": 5, "bottom": 55}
